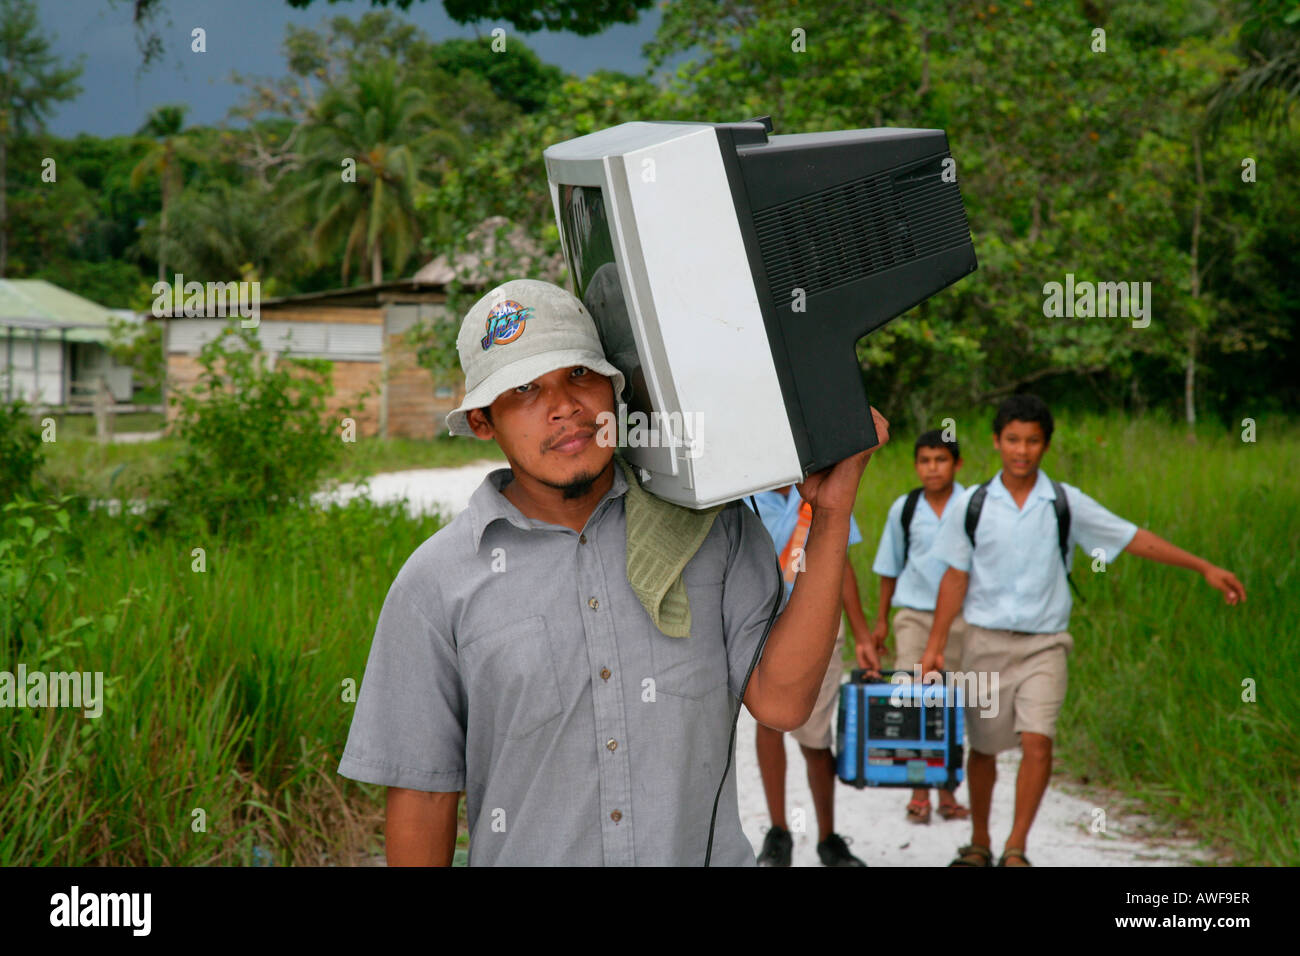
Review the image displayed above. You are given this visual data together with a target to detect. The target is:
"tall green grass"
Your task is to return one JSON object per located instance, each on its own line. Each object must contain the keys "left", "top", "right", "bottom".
{"left": 39, "top": 437, "right": 182, "bottom": 500}
{"left": 845, "top": 411, "right": 1300, "bottom": 865}
{"left": 49, "top": 412, "right": 166, "bottom": 439}
{"left": 1, "top": 498, "right": 443, "bottom": 865}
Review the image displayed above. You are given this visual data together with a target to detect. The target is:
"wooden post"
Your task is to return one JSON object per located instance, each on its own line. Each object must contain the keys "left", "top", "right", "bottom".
{"left": 60, "top": 328, "right": 68, "bottom": 406}
{"left": 380, "top": 306, "right": 390, "bottom": 440}
{"left": 94, "top": 374, "right": 113, "bottom": 444}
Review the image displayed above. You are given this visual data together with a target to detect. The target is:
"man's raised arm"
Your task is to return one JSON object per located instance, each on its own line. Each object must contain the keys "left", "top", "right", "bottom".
{"left": 744, "top": 407, "right": 889, "bottom": 730}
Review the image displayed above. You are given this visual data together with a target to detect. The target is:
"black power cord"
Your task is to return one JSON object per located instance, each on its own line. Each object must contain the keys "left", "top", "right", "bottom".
{"left": 703, "top": 493, "right": 786, "bottom": 866}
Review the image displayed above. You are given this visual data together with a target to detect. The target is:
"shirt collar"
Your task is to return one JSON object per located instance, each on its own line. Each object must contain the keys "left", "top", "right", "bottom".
{"left": 921, "top": 480, "right": 965, "bottom": 517}
{"left": 469, "top": 460, "right": 630, "bottom": 552}
{"left": 989, "top": 468, "right": 1054, "bottom": 502}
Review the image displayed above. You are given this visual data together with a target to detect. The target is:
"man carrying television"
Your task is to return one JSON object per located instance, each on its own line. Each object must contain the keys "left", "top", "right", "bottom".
{"left": 336, "top": 278, "right": 890, "bottom": 866}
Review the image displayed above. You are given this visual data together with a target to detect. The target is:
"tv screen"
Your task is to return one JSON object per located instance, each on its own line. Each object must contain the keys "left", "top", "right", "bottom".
{"left": 558, "top": 185, "right": 654, "bottom": 421}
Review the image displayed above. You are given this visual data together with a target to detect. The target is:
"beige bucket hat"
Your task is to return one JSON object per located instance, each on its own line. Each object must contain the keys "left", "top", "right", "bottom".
{"left": 445, "top": 278, "right": 626, "bottom": 437}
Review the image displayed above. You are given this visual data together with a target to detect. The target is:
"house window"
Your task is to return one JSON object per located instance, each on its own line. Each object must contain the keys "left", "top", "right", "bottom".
{"left": 435, "top": 385, "right": 453, "bottom": 398}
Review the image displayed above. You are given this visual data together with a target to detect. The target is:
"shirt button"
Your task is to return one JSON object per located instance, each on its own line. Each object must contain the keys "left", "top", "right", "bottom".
{"left": 610, "top": 810, "right": 622, "bottom": 822}
{"left": 606, "top": 738, "right": 618, "bottom": 751}
{"left": 600, "top": 667, "right": 611, "bottom": 681}
{"left": 588, "top": 596, "right": 599, "bottom": 610}
{"left": 579, "top": 533, "right": 587, "bottom": 544}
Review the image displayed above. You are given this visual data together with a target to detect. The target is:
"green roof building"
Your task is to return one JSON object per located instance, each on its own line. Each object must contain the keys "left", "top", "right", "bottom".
{"left": 0, "top": 279, "right": 136, "bottom": 406}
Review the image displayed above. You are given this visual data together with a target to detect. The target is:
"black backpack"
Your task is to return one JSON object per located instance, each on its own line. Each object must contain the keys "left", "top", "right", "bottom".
{"left": 899, "top": 487, "right": 925, "bottom": 566}
{"left": 899, "top": 485, "right": 958, "bottom": 567}
{"left": 963, "top": 478, "right": 1084, "bottom": 601}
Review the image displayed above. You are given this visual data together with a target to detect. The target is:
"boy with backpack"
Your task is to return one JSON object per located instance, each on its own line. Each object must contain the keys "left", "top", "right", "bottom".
{"left": 870, "top": 429, "right": 971, "bottom": 825}
{"left": 920, "top": 394, "right": 1246, "bottom": 867}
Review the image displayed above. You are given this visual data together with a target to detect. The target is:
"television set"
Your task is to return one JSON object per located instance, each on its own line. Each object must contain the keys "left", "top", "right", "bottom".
{"left": 543, "top": 116, "right": 977, "bottom": 509}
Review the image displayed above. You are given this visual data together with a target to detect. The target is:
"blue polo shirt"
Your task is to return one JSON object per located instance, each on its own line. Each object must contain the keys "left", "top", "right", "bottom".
{"left": 928, "top": 469, "right": 1138, "bottom": 633}
{"left": 871, "top": 482, "right": 966, "bottom": 612}
{"left": 746, "top": 487, "right": 862, "bottom": 599}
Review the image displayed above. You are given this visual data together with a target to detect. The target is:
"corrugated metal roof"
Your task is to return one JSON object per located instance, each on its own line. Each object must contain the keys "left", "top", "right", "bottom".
{"left": 0, "top": 279, "right": 121, "bottom": 342}
{"left": 257, "top": 278, "right": 449, "bottom": 308}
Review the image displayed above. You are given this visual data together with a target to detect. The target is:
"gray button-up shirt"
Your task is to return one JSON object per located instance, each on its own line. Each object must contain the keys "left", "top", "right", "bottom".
{"left": 338, "top": 463, "right": 789, "bottom": 866}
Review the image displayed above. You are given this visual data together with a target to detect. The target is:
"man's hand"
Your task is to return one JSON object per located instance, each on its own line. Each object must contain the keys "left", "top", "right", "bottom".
{"left": 1203, "top": 565, "right": 1246, "bottom": 605}
{"left": 796, "top": 407, "right": 889, "bottom": 515}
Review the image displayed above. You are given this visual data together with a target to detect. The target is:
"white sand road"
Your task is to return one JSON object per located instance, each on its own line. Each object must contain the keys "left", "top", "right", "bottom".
{"left": 324, "top": 460, "right": 1216, "bottom": 866}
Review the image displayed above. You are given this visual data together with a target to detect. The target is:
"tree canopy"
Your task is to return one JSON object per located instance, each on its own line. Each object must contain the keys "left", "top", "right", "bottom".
{"left": 14, "top": 1, "right": 1299, "bottom": 424}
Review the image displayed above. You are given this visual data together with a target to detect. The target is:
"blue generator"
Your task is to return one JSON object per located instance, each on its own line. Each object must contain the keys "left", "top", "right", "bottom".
{"left": 836, "top": 669, "right": 965, "bottom": 789}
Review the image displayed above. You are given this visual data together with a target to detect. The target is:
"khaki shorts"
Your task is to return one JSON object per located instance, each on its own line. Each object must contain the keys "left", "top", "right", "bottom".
{"left": 961, "top": 625, "right": 1074, "bottom": 755}
{"left": 790, "top": 618, "right": 847, "bottom": 751}
{"left": 892, "top": 607, "right": 968, "bottom": 674}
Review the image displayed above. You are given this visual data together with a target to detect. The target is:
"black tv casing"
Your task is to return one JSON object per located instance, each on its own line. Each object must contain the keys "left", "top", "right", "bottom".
{"left": 713, "top": 117, "right": 978, "bottom": 473}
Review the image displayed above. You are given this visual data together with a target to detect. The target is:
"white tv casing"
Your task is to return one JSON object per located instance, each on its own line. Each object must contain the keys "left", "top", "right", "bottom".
{"left": 545, "top": 122, "right": 802, "bottom": 509}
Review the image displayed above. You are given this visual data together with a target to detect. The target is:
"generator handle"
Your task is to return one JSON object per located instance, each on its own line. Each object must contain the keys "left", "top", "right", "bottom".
{"left": 849, "top": 668, "right": 952, "bottom": 685}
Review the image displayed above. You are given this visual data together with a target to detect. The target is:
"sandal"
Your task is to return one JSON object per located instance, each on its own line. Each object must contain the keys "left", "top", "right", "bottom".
{"left": 997, "top": 846, "right": 1032, "bottom": 867}
{"left": 949, "top": 843, "right": 993, "bottom": 867}
{"left": 905, "top": 798, "right": 931, "bottom": 825}
{"left": 937, "top": 801, "right": 970, "bottom": 821}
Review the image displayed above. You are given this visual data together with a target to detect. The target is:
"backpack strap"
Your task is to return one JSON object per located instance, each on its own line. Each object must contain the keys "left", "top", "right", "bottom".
{"left": 900, "top": 488, "right": 923, "bottom": 564}
{"left": 966, "top": 477, "right": 1085, "bottom": 602}
{"left": 1051, "top": 480, "right": 1084, "bottom": 602}
{"left": 964, "top": 481, "right": 990, "bottom": 548}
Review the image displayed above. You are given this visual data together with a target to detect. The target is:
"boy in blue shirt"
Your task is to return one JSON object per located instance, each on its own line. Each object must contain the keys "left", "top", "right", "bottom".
{"left": 748, "top": 484, "right": 880, "bottom": 866}
{"left": 871, "top": 429, "right": 970, "bottom": 825}
{"left": 921, "top": 394, "right": 1246, "bottom": 867}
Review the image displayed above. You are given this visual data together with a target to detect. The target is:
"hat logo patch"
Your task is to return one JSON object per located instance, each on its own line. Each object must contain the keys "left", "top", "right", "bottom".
{"left": 481, "top": 300, "right": 532, "bottom": 350}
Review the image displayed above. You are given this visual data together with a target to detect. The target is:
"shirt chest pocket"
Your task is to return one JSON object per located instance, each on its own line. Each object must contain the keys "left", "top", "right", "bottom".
{"left": 459, "top": 615, "right": 563, "bottom": 739}
{"left": 648, "top": 585, "right": 728, "bottom": 701}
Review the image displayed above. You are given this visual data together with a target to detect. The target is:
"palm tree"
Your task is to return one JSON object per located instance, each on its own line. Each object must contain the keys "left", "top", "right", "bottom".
{"left": 1206, "top": 2, "right": 1300, "bottom": 133}
{"left": 151, "top": 178, "right": 308, "bottom": 283}
{"left": 297, "top": 60, "right": 466, "bottom": 284}
{"left": 130, "top": 104, "right": 204, "bottom": 282}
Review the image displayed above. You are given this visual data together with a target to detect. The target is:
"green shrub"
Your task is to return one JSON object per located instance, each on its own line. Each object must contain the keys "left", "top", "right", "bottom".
{"left": 0, "top": 398, "right": 45, "bottom": 501}
{"left": 0, "top": 496, "right": 72, "bottom": 660}
{"left": 156, "top": 320, "right": 358, "bottom": 533}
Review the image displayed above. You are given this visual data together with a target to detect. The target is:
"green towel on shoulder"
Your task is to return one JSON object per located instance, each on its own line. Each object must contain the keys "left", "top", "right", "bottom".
{"left": 614, "top": 451, "right": 723, "bottom": 638}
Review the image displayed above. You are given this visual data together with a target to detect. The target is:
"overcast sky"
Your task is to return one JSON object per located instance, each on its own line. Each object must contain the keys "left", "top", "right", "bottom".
{"left": 40, "top": 0, "right": 664, "bottom": 137}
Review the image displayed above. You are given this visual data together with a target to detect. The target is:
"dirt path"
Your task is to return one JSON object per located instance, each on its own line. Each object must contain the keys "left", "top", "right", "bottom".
{"left": 732, "top": 706, "right": 1211, "bottom": 866}
{"left": 314, "top": 461, "right": 506, "bottom": 519}
{"left": 335, "top": 462, "right": 1214, "bottom": 867}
